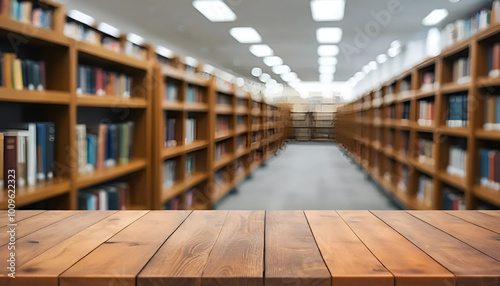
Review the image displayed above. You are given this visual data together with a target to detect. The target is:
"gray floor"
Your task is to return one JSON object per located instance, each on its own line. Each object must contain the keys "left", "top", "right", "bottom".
{"left": 215, "top": 142, "right": 400, "bottom": 210}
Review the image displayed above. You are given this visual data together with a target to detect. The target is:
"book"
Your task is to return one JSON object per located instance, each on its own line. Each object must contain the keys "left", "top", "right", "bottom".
{"left": 76, "top": 124, "right": 87, "bottom": 175}
{"left": 3, "top": 135, "right": 17, "bottom": 187}
{"left": 13, "top": 58, "right": 23, "bottom": 90}
{"left": 77, "top": 64, "right": 132, "bottom": 97}
{"left": 78, "top": 182, "right": 129, "bottom": 210}
{"left": 0, "top": 133, "right": 3, "bottom": 188}
{"left": 442, "top": 187, "right": 465, "bottom": 210}
{"left": 163, "top": 159, "right": 176, "bottom": 189}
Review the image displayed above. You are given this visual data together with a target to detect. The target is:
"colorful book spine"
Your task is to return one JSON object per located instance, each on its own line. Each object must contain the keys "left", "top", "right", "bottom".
{"left": 479, "top": 148, "right": 500, "bottom": 190}
{"left": 447, "top": 94, "right": 468, "bottom": 127}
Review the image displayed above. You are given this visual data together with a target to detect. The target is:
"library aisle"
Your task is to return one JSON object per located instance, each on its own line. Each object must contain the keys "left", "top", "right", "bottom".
{"left": 216, "top": 142, "right": 399, "bottom": 210}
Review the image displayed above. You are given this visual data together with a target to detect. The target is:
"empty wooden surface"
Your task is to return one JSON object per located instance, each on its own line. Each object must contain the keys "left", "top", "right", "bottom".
{"left": 0, "top": 210, "right": 499, "bottom": 286}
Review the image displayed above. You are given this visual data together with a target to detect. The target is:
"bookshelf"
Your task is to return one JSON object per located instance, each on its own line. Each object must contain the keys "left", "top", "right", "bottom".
{"left": 0, "top": 0, "right": 287, "bottom": 210}
{"left": 337, "top": 19, "right": 500, "bottom": 210}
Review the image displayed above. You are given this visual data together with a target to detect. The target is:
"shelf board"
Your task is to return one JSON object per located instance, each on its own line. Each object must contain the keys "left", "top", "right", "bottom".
{"left": 252, "top": 125, "right": 262, "bottom": 131}
{"left": 476, "top": 76, "right": 500, "bottom": 87}
{"left": 383, "top": 147, "right": 396, "bottom": 158}
{"left": 162, "top": 100, "right": 184, "bottom": 110}
{"left": 214, "top": 154, "right": 235, "bottom": 170}
{"left": 415, "top": 89, "right": 438, "bottom": 100}
{"left": 76, "top": 159, "right": 147, "bottom": 189}
{"left": 473, "top": 185, "right": 500, "bottom": 207}
{"left": 411, "top": 199, "right": 434, "bottom": 211}
{"left": 475, "top": 129, "right": 500, "bottom": 141}
{"left": 235, "top": 106, "right": 249, "bottom": 114}
{"left": 440, "top": 82, "right": 471, "bottom": 94}
{"left": 397, "top": 91, "right": 414, "bottom": 102}
{"left": 161, "top": 145, "right": 184, "bottom": 160}
{"left": 161, "top": 65, "right": 185, "bottom": 81}
{"left": 215, "top": 105, "right": 234, "bottom": 114}
{"left": 162, "top": 172, "right": 208, "bottom": 203}
{"left": 232, "top": 172, "right": 247, "bottom": 186}
{"left": 216, "top": 84, "right": 234, "bottom": 95}
{"left": 76, "top": 95, "right": 147, "bottom": 108}
{"left": 76, "top": 41, "right": 149, "bottom": 71}
{"left": 438, "top": 171, "right": 467, "bottom": 191}
{"left": 185, "top": 73, "right": 209, "bottom": 86}
{"left": 211, "top": 182, "right": 233, "bottom": 203}
{"left": 234, "top": 147, "right": 251, "bottom": 159}
{"left": 235, "top": 126, "right": 248, "bottom": 135}
{"left": 395, "top": 153, "right": 409, "bottom": 165}
{"left": 410, "top": 159, "right": 435, "bottom": 176}
{"left": 185, "top": 102, "right": 209, "bottom": 112}
{"left": 251, "top": 109, "right": 261, "bottom": 116}
{"left": 0, "top": 15, "right": 69, "bottom": 46}
{"left": 438, "top": 126, "right": 470, "bottom": 137}
{"left": 0, "top": 88, "right": 70, "bottom": 105}
{"left": 414, "top": 124, "right": 436, "bottom": 133}
{"left": 184, "top": 140, "right": 210, "bottom": 154}
{"left": 251, "top": 142, "right": 260, "bottom": 150}
{"left": 0, "top": 178, "right": 71, "bottom": 208}
{"left": 215, "top": 131, "right": 234, "bottom": 142}
{"left": 440, "top": 37, "right": 470, "bottom": 58}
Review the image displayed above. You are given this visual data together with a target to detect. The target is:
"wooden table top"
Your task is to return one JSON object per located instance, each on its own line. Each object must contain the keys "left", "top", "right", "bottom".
{"left": 0, "top": 210, "right": 499, "bottom": 286}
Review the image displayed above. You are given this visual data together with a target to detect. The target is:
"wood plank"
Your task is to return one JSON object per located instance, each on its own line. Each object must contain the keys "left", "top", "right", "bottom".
{"left": 448, "top": 211, "right": 500, "bottom": 234}
{"left": 338, "top": 211, "right": 454, "bottom": 286}
{"left": 202, "top": 211, "right": 265, "bottom": 286}
{"left": 481, "top": 211, "right": 500, "bottom": 219}
{"left": 9, "top": 211, "right": 148, "bottom": 286}
{"left": 138, "top": 211, "right": 228, "bottom": 286}
{"left": 373, "top": 211, "right": 500, "bottom": 286}
{"left": 0, "top": 211, "right": 115, "bottom": 278}
{"left": 0, "top": 210, "right": 45, "bottom": 225}
{"left": 59, "top": 211, "right": 191, "bottom": 286}
{"left": 265, "top": 211, "right": 330, "bottom": 286}
{"left": 409, "top": 211, "right": 500, "bottom": 261}
{"left": 305, "top": 211, "right": 393, "bottom": 286}
{"left": 0, "top": 211, "right": 78, "bottom": 245}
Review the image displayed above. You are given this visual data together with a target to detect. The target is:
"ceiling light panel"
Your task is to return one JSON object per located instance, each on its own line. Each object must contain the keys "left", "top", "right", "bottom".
{"left": 250, "top": 44, "right": 273, "bottom": 57}
{"left": 318, "top": 45, "right": 339, "bottom": 56}
{"left": 230, "top": 27, "right": 262, "bottom": 43}
{"left": 263, "top": 56, "right": 283, "bottom": 67}
{"left": 67, "top": 10, "right": 95, "bottom": 26}
{"left": 316, "top": 27, "right": 343, "bottom": 43}
{"left": 422, "top": 9, "right": 449, "bottom": 26}
{"left": 272, "top": 65, "right": 291, "bottom": 74}
{"left": 318, "top": 57, "right": 338, "bottom": 66}
{"left": 319, "top": 65, "right": 336, "bottom": 74}
{"left": 193, "top": 0, "right": 237, "bottom": 22}
{"left": 311, "top": 0, "right": 345, "bottom": 21}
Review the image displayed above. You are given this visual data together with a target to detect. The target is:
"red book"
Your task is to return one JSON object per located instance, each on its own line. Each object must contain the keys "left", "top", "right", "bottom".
{"left": 489, "top": 151, "right": 496, "bottom": 182}
{"left": 495, "top": 151, "right": 500, "bottom": 183}
{"left": 493, "top": 43, "right": 500, "bottom": 71}
{"left": 95, "top": 68, "right": 104, "bottom": 96}
{"left": 3, "top": 135, "right": 17, "bottom": 187}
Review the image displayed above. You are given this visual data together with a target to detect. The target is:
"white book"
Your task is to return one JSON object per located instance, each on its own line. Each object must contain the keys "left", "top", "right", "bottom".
{"left": 27, "top": 124, "right": 36, "bottom": 186}
{"left": 98, "top": 190, "right": 108, "bottom": 210}
{"left": 76, "top": 125, "right": 88, "bottom": 174}
{"left": 17, "top": 134, "right": 27, "bottom": 187}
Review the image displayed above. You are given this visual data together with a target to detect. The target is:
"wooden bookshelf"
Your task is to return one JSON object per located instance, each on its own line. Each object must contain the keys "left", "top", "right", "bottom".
{"left": 336, "top": 21, "right": 500, "bottom": 210}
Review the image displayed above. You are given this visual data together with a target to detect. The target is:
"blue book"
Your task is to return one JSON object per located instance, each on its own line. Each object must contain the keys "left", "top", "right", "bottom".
{"left": 36, "top": 123, "right": 47, "bottom": 181}
{"left": 86, "top": 134, "right": 97, "bottom": 167}
{"left": 462, "top": 94, "right": 468, "bottom": 127}
{"left": 105, "top": 124, "right": 117, "bottom": 167}
{"left": 480, "top": 149, "right": 490, "bottom": 181}
{"left": 187, "top": 86, "right": 194, "bottom": 102}
{"left": 448, "top": 96, "right": 458, "bottom": 126}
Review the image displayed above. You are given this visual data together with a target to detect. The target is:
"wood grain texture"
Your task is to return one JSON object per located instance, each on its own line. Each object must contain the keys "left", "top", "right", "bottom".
{"left": 0, "top": 211, "right": 78, "bottom": 245}
{"left": 409, "top": 211, "right": 500, "bottom": 261}
{"left": 373, "top": 211, "right": 500, "bottom": 286}
{"left": 265, "top": 211, "right": 330, "bottom": 286}
{"left": 339, "top": 211, "right": 454, "bottom": 286}
{"left": 480, "top": 210, "right": 500, "bottom": 219}
{"left": 60, "top": 211, "right": 191, "bottom": 286}
{"left": 138, "top": 211, "right": 228, "bottom": 286}
{"left": 0, "top": 210, "right": 45, "bottom": 225}
{"left": 305, "top": 211, "right": 393, "bottom": 286}
{"left": 202, "top": 211, "right": 265, "bottom": 286}
{"left": 448, "top": 211, "right": 500, "bottom": 234}
{"left": 7, "top": 211, "right": 148, "bottom": 286}
{"left": 0, "top": 211, "right": 115, "bottom": 278}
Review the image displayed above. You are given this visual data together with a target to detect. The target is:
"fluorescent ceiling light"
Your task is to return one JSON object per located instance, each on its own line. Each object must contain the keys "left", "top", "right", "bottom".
{"left": 316, "top": 27, "right": 343, "bottom": 43}
{"left": 320, "top": 74, "right": 334, "bottom": 82}
{"left": 376, "top": 54, "right": 388, "bottom": 64}
{"left": 354, "top": 71, "right": 365, "bottom": 80}
{"left": 236, "top": 77, "right": 245, "bottom": 87}
{"left": 185, "top": 56, "right": 198, "bottom": 67}
{"left": 156, "top": 46, "right": 174, "bottom": 59}
{"left": 422, "top": 9, "right": 448, "bottom": 26}
{"left": 362, "top": 65, "right": 371, "bottom": 74}
{"left": 319, "top": 65, "right": 336, "bottom": 74}
{"left": 318, "top": 57, "right": 338, "bottom": 66}
{"left": 368, "top": 61, "right": 377, "bottom": 70}
{"left": 281, "top": 72, "right": 298, "bottom": 82}
{"left": 250, "top": 44, "right": 273, "bottom": 57}
{"left": 388, "top": 46, "right": 401, "bottom": 57}
{"left": 267, "top": 78, "right": 277, "bottom": 85}
{"left": 97, "top": 23, "right": 120, "bottom": 38}
{"left": 259, "top": 73, "right": 271, "bottom": 82}
{"left": 390, "top": 40, "right": 401, "bottom": 49}
{"left": 311, "top": 0, "right": 345, "bottom": 21}
{"left": 67, "top": 10, "right": 95, "bottom": 26}
{"left": 263, "top": 56, "right": 283, "bottom": 67}
{"left": 272, "top": 65, "right": 291, "bottom": 74}
{"left": 203, "top": 64, "right": 216, "bottom": 74}
{"left": 230, "top": 27, "right": 262, "bottom": 43}
{"left": 318, "top": 45, "right": 339, "bottom": 56}
{"left": 193, "top": 0, "right": 237, "bottom": 22}
{"left": 127, "top": 33, "right": 144, "bottom": 46}
{"left": 251, "top": 67, "right": 262, "bottom": 77}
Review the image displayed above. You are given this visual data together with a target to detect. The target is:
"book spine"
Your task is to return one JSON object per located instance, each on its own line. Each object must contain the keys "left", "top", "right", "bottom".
{"left": 36, "top": 123, "right": 46, "bottom": 181}
{"left": 46, "top": 123, "right": 55, "bottom": 179}
{"left": 0, "top": 133, "right": 3, "bottom": 189}
{"left": 4, "top": 135, "right": 17, "bottom": 187}
{"left": 17, "top": 135, "right": 27, "bottom": 187}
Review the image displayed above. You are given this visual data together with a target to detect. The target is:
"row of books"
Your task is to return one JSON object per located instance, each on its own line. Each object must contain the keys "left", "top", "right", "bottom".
{"left": 442, "top": 187, "right": 465, "bottom": 210}
{"left": 163, "top": 159, "right": 176, "bottom": 189}
{"left": 215, "top": 141, "right": 227, "bottom": 161}
{"left": 417, "top": 175, "right": 433, "bottom": 208}
{"left": 1, "top": 53, "right": 46, "bottom": 91}
{"left": 216, "top": 93, "right": 232, "bottom": 106}
{"left": 164, "top": 83, "right": 178, "bottom": 101}
{"left": 417, "top": 99, "right": 434, "bottom": 126}
{"left": 237, "top": 98, "right": 247, "bottom": 108}
{"left": 163, "top": 116, "right": 177, "bottom": 148}
{"left": 237, "top": 115, "right": 246, "bottom": 127}
{"left": 78, "top": 182, "right": 128, "bottom": 210}
{"left": 441, "top": 8, "right": 491, "bottom": 49}
{"left": 186, "top": 154, "right": 195, "bottom": 178}
{"left": 417, "top": 138, "right": 434, "bottom": 166}
{"left": 447, "top": 94, "right": 468, "bottom": 127}
{"left": 397, "top": 165, "right": 409, "bottom": 194}
{"left": 400, "top": 102, "right": 410, "bottom": 120}
{"left": 487, "top": 42, "right": 500, "bottom": 78}
{"left": 163, "top": 189, "right": 195, "bottom": 210}
{"left": 399, "top": 131, "right": 409, "bottom": 155}
{"left": 401, "top": 79, "right": 411, "bottom": 92}
{"left": 214, "top": 169, "right": 227, "bottom": 186}
{"left": 479, "top": 148, "right": 500, "bottom": 190}
{"left": 76, "top": 123, "right": 134, "bottom": 175}
{"left": 124, "top": 41, "right": 147, "bottom": 61}
{"left": 252, "top": 131, "right": 262, "bottom": 143}
{"left": 216, "top": 116, "right": 230, "bottom": 133}
{"left": 187, "top": 86, "right": 204, "bottom": 102}
{"left": 4, "top": 0, "right": 53, "bottom": 29}
{"left": 77, "top": 65, "right": 133, "bottom": 98}
{"left": 235, "top": 158, "right": 244, "bottom": 176}
{"left": 185, "top": 119, "right": 196, "bottom": 144}
{"left": 452, "top": 57, "right": 470, "bottom": 84}
{"left": 0, "top": 123, "right": 55, "bottom": 189}
{"left": 386, "top": 105, "right": 395, "bottom": 119}
{"left": 236, "top": 135, "right": 246, "bottom": 151}
{"left": 64, "top": 20, "right": 100, "bottom": 46}
{"left": 421, "top": 71, "right": 436, "bottom": 92}
{"left": 447, "top": 144, "right": 467, "bottom": 178}
{"left": 483, "top": 95, "right": 500, "bottom": 130}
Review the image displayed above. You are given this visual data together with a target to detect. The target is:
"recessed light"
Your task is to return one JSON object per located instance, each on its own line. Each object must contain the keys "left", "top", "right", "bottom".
{"left": 67, "top": 10, "right": 95, "bottom": 26}
{"left": 263, "top": 56, "right": 283, "bottom": 67}
{"left": 318, "top": 45, "right": 339, "bottom": 56}
{"left": 272, "top": 65, "right": 291, "bottom": 74}
{"left": 259, "top": 73, "right": 271, "bottom": 82}
{"left": 250, "top": 44, "right": 273, "bottom": 57}
{"left": 127, "top": 33, "right": 144, "bottom": 46}
{"left": 390, "top": 40, "right": 401, "bottom": 49}
{"left": 281, "top": 72, "right": 298, "bottom": 82}
{"left": 97, "top": 23, "right": 120, "bottom": 38}
{"left": 362, "top": 65, "right": 371, "bottom": 74}
{"left": 236, "top": 77, "right": 245, "bottom": 87}
{"left": 376, "top": 54, "right": 388, "bottom": 64}
{"left": 316, "top": 27, "right": 343, "bottom": 43}
{"left": 368, "top": 61, "right": 377, "bottom": 70}
{"left": 251, "top": 67, "right": 262, "bottom": 77}
{"left": 319, "top": 66, "right": 336, "bottom": 74}
{"left": 320, "top": 74, "right": 334, "bottom": 82}
{"left": 311, "top": 0, "right": 345, "bottom": 21}
{"left": 156, "top": 46, "right": 174, "bottom": 59}
{"left": 318, "top": 57, "right": 338, "bottom": 66}
{"left": 422, "top": 9, "right": 448, "bottom": 26}
{"left": 193, "top": 0, "right": 237, "bottom": 22}
{"left": 388, "top": 46, "right": 401, "bottom": 57}
{"left": 230, "top": 27, "right": 262, "bottom": 43}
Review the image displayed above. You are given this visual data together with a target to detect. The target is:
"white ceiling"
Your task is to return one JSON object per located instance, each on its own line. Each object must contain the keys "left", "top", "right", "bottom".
{"left": 64, "top": 0, "right": 492, "bottom": 84}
